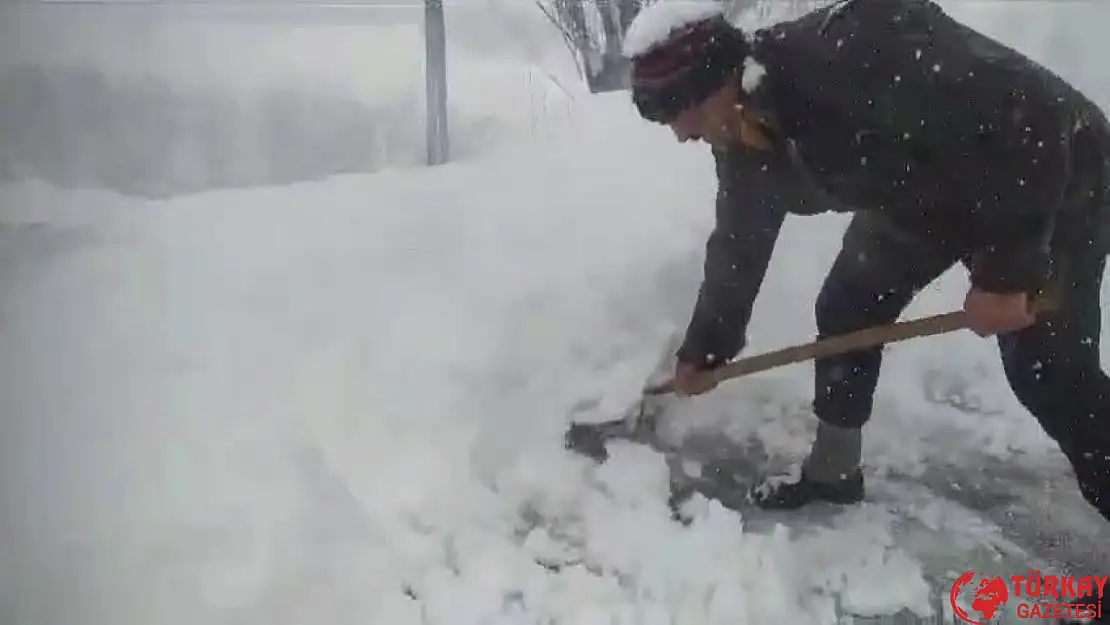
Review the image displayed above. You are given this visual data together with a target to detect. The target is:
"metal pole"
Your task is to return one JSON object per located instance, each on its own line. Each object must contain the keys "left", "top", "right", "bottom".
{"left": 424, "top": 0, "right": 449, "bottom": 166}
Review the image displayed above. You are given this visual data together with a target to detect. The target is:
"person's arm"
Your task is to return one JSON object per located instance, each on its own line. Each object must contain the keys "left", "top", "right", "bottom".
{"left": 676, "top": 146, "right": 789, "bottom": 370}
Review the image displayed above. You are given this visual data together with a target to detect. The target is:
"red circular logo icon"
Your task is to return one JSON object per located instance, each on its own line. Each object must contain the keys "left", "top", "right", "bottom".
{"left": 950, "top": 570, "right": 1010, "bottom": 624}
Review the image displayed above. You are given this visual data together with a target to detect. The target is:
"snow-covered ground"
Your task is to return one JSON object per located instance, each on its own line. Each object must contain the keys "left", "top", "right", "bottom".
{"left": 1, "top": 2, "right": 1109, "bottom": 625}
{"left": 0, "top": 1, "right": 580, "bottom": 196}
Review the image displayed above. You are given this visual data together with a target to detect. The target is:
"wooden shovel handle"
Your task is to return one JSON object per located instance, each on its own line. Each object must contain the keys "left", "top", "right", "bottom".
{"left": 646, "top": 297, "right": 1056, "bottom": 396}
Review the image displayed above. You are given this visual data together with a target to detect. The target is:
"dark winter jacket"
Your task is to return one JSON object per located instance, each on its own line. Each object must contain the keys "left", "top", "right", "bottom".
{"left": 677, "top": 0, "right": 1110, "bottom": 370}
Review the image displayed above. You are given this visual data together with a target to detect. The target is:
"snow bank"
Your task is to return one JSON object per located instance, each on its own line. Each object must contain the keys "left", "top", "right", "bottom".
{"left": 0, "top": 4, "right": 580, "bottom": 197}
{"left": 0, "top": 107, "right": 907, "bottom": 625}
{"left": 2, "top": 87, "right": 1103, "bottom": 625}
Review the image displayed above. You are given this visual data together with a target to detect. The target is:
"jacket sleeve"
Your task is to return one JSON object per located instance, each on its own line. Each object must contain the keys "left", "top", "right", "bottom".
{"left": 966, "top": 104, "right": 1071, "bottom": 294}
{"left": 676, "top": 146, "right": 788, "bottom": 370}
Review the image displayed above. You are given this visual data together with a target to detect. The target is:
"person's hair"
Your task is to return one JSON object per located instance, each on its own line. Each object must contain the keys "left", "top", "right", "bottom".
{"left": 629, "top": 16, "right": 750, "bottom": 123}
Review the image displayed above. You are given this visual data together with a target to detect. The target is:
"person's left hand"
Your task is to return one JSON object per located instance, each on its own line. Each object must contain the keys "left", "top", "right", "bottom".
{"left": 963, "top": 288, "right": 1037, "bottom": 337}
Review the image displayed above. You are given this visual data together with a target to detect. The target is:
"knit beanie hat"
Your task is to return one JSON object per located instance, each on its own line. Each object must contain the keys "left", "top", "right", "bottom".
{"left": 627, "top": 12, "right": 751, "bottom": 124}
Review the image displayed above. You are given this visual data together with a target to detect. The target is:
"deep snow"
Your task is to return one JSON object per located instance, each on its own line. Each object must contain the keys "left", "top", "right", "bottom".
{"left": 1, "top": 2, "right": 1109, "bottom": 625}
{"left": 0, "top": 1, "right": 580, "bottom": 196}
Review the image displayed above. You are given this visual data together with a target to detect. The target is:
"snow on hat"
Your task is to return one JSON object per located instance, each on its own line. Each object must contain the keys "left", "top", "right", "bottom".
{"left": 625, "top": 4, "right": 751, "bottom": 123}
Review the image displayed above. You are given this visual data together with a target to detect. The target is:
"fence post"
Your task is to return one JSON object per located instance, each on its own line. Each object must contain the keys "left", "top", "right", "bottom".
{"left": 425, "top": 0, "right": 449, "bottom": 165}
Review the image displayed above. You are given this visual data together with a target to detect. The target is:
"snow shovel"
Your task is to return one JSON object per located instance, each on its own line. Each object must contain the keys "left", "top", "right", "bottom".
{"left": 565, "top": 298, "right": 1056, "bottom": 462}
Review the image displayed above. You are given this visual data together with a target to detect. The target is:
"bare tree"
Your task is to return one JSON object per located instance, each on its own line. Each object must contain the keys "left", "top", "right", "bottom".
{"left": 535, "top": 0, "right": 840, "bottom": 93}
{"left": 535, "top": 0, "right": 654, "bottom": 93}
{"left": 537, "top": 0, "right": 770, "bottom": 93}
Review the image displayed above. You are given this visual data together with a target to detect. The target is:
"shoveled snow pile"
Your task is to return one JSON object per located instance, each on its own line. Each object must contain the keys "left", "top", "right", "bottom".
{"left": 3, "top": 87, "right": 1105, "bottom": 625}
{"left": 0, "top": 97, "right": 938, "bottom": 625}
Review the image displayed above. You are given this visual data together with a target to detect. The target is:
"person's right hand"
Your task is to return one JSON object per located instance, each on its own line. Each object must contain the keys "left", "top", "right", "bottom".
{"left": 963, "top": 287, "right": 1037, "bottom": 337}
{"left": 671, "top": 361, "right": 719, "bottom": 396}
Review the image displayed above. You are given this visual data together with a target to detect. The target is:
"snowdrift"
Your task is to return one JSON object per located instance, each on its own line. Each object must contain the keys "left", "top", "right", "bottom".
{"left": 0, "top": 3, "right": 580, "bottom": 197}
{"left": 3, "top": 88, "right": 1108, "bottom": 624}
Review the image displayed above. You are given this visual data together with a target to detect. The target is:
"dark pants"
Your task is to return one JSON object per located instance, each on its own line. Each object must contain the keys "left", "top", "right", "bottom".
{"left": 813, "top": 164, "right": 1110, "bottom": 522}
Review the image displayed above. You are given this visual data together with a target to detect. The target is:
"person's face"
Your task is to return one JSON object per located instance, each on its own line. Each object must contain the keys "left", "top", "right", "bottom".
{"left": 666, "top": 82, "right": 742, "bottom": 147}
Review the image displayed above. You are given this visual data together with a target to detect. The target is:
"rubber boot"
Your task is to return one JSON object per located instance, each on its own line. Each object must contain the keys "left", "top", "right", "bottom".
{"left": 749, "top": 421, "right": 866, "bottom": 510}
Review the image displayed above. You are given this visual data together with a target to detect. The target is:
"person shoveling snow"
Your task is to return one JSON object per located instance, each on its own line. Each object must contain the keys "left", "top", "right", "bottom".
{"left": 602, "top": 0, "right": 1110, "bottom": 622}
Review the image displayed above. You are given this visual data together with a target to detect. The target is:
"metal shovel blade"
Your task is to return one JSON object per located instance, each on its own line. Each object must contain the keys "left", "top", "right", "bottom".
{"left": 563, "top": 331, "right": 684, "bottom": 462}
